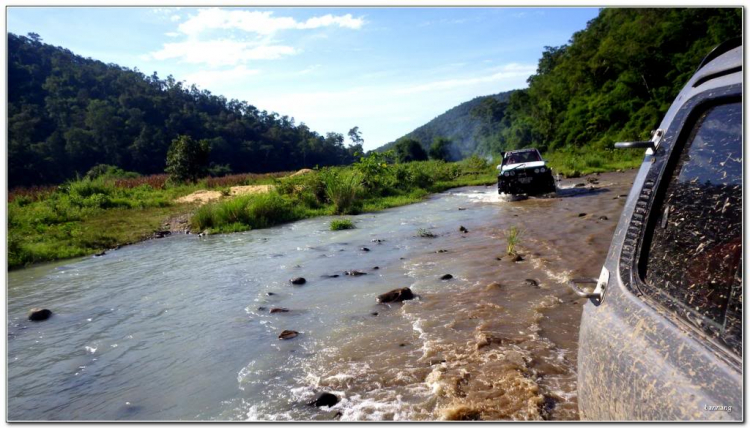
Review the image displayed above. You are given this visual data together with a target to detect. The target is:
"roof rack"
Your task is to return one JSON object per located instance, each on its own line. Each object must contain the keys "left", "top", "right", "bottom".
{"left": 696, "top": 38, "right": 742, "bottom": 72}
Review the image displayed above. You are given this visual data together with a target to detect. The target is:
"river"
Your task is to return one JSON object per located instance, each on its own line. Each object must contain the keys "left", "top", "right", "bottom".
{"left": 7, "top": 170, "right": 636, "bottom": 421}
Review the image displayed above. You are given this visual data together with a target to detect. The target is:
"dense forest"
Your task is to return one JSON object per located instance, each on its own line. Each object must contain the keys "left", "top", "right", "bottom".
{"left": 8, "top": 33, "right": 361, "bottom": 188}
{"left": 380, "top": 8, "right": 742, "bottom": 157}
{"left": 379, "top": 91, "right": 514, "bottom": 159}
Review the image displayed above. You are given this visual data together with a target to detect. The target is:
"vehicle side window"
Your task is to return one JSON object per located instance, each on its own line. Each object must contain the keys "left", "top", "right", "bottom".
{"left": 641, "top": 102, "right": 742, "bottom": 354}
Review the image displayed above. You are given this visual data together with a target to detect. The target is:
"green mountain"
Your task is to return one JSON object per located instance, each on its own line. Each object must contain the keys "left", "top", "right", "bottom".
{"left": 8, "top": 33, "right": 359, "bottom": 188}
{"left": 380, "top": 8, "right": 741, "bottom": 161}
{"left": 377, "top": 90, "right": 515, "bottom": 160}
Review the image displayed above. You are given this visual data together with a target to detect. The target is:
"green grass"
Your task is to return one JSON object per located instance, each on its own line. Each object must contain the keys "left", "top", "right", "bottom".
{"left": 330, "top": 219, "right": 355, "bottom": 231}
{"left": 505, "top": 226, "right": 522, "bottom": 256}
{"left": 545, "top": 146, "right": 642, "bottom": 177}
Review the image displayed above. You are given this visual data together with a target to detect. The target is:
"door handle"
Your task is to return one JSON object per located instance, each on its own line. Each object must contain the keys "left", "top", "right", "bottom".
{"left": 567, "top": 267, "right": 610, "bottom": 302}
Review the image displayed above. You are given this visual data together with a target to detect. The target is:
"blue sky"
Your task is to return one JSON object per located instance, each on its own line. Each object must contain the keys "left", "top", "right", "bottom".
{"left": 8, "top": 7, "right": 599, "bottom": 150}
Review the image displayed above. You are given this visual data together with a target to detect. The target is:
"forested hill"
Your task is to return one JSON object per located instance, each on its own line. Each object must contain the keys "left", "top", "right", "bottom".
{"left": 379, "top": 8, "right": 741, "bottom": 159}
{"left": 378, "top": 91, "right": 514, "bottom": 159}
{"left": 8, "top": 33, "right": 359, "bottom": 187}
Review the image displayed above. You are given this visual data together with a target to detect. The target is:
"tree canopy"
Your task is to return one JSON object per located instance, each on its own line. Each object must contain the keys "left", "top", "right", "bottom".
{"left": 8, "top": 33, "right": 359, "bottom": 187}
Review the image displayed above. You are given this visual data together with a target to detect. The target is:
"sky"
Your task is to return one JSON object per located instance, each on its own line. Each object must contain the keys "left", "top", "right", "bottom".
{"left": 8, "top": 7, "right": 600, "bottom": 151}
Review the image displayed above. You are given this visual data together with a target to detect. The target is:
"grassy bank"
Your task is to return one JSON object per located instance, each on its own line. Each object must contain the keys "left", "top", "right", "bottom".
{"left": 545, "top": 146, "right": 643, "bottom": 177}
{"left": 8, "top": 148, "right": 644, "bottom": 269}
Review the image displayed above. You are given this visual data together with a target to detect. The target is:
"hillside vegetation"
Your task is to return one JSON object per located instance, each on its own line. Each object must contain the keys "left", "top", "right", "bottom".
{"left": 9, "top": 33, "right": 360, "bottom": 188}
{"left": 382, "top": 8, "right": 742, "bottom": 175}
{"left": 379, "top": 91, "right": 514, "bottom": 159}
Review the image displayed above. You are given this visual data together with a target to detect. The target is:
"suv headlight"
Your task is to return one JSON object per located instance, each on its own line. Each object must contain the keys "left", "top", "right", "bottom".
{"left": 540, "top": 167, "right": 546, "bottom": 173}
{"left": 534, "top": 168, "right": 540, "bottom": 174}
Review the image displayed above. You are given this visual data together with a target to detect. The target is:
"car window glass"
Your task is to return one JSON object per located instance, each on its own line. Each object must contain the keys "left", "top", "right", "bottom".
{"left": 642, "top": 102, "right": 742, "bottom": 353}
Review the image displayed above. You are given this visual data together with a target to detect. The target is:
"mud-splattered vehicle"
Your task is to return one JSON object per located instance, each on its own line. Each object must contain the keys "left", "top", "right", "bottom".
{"left": 569, "top": 39, "right": 742, "bottom": 420}
{"left": 496, "top": 148, "right": 556, "bottom": 195}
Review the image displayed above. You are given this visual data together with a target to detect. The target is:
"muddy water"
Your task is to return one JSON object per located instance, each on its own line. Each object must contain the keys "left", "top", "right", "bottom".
{"left": 7, "top": 170, "right": 636, "bottom": 421}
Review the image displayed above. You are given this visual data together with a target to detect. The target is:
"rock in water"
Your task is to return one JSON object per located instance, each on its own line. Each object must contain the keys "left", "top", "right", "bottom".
{"left": 598, "top": 215, "right": 608, "bottom": 221}
{"left": 360, "top": 247, "right": 370, "bottom": 252}
{"left": 377, "top": 287, "right": 415, "bottom": 303}
{"left": 28, "top": 308, "right": 52, "bottom": 321}
{"left": 309, "top": 392, "right": 339, "bottom": 408}
{"left": 459, "top": 226, "right": 468, "bottom": 233}
{"left": 345, "top": 270, "right": 367, "bottom": 276}
{"left": 440, "top": 274, "right": 453, "bottom": 280}
{"left": 525, "top": 279, "right": 539, "bottom": 287}
{"left": 278, "top": 330, "right": 299, "bottom": 340}
{"left": 485, "top": 282, "right": 503, "bottom": 291}
{"left": 511, "top": 254, "right": 524, "bottom": 262}
{"left": 578, "top": 213, "right": 587, "bottom": 217}
{"left": 290, "top": 277, "right": 306, "bottom": 285}
{"left": 270, "top": 308, "right": 290, "bottom": 313}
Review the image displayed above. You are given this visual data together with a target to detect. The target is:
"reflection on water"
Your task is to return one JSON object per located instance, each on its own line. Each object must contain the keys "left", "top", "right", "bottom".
{"left": 8, "top": 171, "right": 636, "bottom": 421}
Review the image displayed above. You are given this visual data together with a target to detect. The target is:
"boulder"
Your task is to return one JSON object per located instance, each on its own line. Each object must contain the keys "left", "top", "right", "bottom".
{"left": 309, "top": 392, "right": 339, "bottom": 408}
{"left": 278, "top": 330, "right": 299, "bottom": 340}
{"left": 290, "top": 277, "right": 306, "bottom": 285}
{"left": 377, "top": 287, "right": 414, "bottom": 303}
{"left": 360, "top": 247, "right": 370, "bottom": 252}
{"left": 270, "top": 308, "right": 290, "bottom": 313}
{"left": 598, "top": 215, "right": 608, "bottom": 221}
{"left": 345, "top": 270, "right": 367, "bottom": 276}
{"left": 459, "top": 226, "right": 468, "bottom": 233}
{"left": 28, "top": 308, "right": 52, "bottom": 322}
{"left": 578, "top": 213, "right": 587, "bottom": 217}
{"left": 440, "top": 274, "right": 453, "bottom": 280}
{"left": 525, "top": 279, "right": 539, "bottom": 287}
{"left": 485, "top": 282, "right": 503, "bottom": 291}
{"left": 372, "top": 266, "right": 380, "bottom": 270}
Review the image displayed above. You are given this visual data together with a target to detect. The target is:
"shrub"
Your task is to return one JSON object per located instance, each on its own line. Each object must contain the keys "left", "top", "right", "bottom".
{"left": 322, "top": 170, "right": 363, "bottom": 215}
{"left": 330, "top": 219, "right": 355, "bottom": 230}
{"left": 417, "top": 228, "right": 436, "bottom": 238}
{"left": 505, "top": 226, "right": 522, "bottom": 255}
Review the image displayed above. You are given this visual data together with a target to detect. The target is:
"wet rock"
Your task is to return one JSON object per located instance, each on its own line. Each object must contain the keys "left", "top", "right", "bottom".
{"left": 574, "top": 183, "right": 586, "bottom": 188}
{"left": 440, "top": 274, "right": 453, "bottom": 280}
{"left": 372, "top": 266, "right": 380, "bottom": 270}
{"left": 345, "top": 270, "right": 367, "bottom": 276}
{"left": 371, "top": 312, "right": 379, "bottom": 316}
{"left": 578, "top": 213, "right": 587, "bottom": 217}
{"left": 525, "top": 279, "right": 539, "bottom": 287}
{"left": 458, "top": 207, "right": 467, "bottom": 211}
{"left": 598, "top": 215, "right": 608, "bottom": 221}
{"left": 541, "top": 395, "right": 558, "bottom": 420}
{"left": 290, "top": 277, "right": 306, "bottom": 285}
{"left": 428, "top": 358, "right": 447, "bottom": 366}
{"left": 377, "top": 287, "right": 414, "bottom": 303}
{"left": 278, "top": 330, "right": 299, "bottom": 340}
{"left": 153, "top": 230, "right": 171, "bottom": 239}
{"left": 495, "top": 255, "right": 503, "bottom": 261}
{"left": 309, "top": 392, "right": 339, "bottom": 408}
{"left": 371, "top": 239, "right": 385, "bottom": 243}
{"left": 511, "top": 254, "right": 524, "bottom": 262}
{"left": 436, "top": 249, "right": 449, "bottom": 253}
{"left": 399, "top": 343, "right": 406, "bottom": 347}
{"left": 459, "top": 226, "right": 468, "bottom": 233}
{"left": 267, "top": 292, "right": 276, "bottom": 296}
{"left": 28, "top": 308, "right": 52, "bottom": 322}
{"left": 360, "top": 247, "right": 370, "bottom": 252}
{"left": 321, "top": 274, "right": 340, "bottom": 278}
{"left": 94, "top": 250, "right": 106, "bottom": 257}
{"left": 270, "top": 308, "right": 290, "bottom": 313}
{"left": 485, "top": 282, "right": 503, "bottom": 291}
{"left": 258, "top": 306, "right": 267, "bottom": 311}
{"left": 333, "top": 411, "right": 343, "bottom": 420}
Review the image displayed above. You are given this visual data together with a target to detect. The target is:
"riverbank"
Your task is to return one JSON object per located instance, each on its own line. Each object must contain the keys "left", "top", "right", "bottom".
{"left": 7, "top": 156, "right": 497, "bottom": 269}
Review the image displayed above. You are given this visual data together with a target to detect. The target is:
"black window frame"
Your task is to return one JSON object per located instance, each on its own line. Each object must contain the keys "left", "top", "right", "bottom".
{"left": 618, "top": 83, "right": 743, "bottom": 363}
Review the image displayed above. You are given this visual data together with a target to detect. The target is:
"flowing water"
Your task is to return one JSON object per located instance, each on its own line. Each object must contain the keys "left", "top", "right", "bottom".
{"left": 7, "top": 170, "right": 636, "bottom": 421}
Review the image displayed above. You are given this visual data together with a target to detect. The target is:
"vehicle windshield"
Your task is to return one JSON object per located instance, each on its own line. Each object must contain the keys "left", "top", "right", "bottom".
{"left": 504, "top": 150, "right": 541, "bottom": 165}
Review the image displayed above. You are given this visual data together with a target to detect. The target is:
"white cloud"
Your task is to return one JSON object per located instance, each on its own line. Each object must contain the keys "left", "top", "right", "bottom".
{"left": 178, "top": 9, "right": 364, "bottom": 36}
{"left": 183, "top": 65, "right": 260, "bottom": 89}
{"left": 170, "top": 15, "right": 181, "bottom": 22}
{"left": 149, "top": 39, "right": 297, "bottom": 67}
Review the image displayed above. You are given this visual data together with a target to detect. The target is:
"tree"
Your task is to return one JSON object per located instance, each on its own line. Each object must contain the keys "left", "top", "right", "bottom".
{"left": 348, "top": 126, "right": 364, "bottom": 145}
{"left": 394, "top": 138, "right": 428, "bottom": 163}
{"left": 429, "top": 137, "right": 452, "bottom": 161}
{"left": 165, "top": 135, "right": 210, "bottom": 183}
